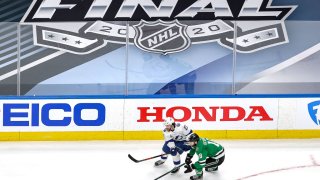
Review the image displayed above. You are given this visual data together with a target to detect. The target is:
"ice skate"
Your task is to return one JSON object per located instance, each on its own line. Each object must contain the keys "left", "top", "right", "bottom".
{"left": 155, "top": 159, "right": 165, "bottom": 166}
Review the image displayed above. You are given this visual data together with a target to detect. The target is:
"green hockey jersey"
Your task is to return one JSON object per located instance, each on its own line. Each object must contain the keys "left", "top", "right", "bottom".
{"left": 188, "top": 138, "right": 224, "bottom": 171}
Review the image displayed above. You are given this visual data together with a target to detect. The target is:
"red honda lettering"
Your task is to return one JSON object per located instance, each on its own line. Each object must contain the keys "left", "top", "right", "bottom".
{"left": 166, "top": 106, "right": 190, "bottom": 122}
{"left": 220, "top": 106, "right": 246, "bottom": 121}
{"left": 192, "top": 107, "right": 218, "bottom": 122}
{"left": 137, "top": 107, "right": 165, "bottom": 122}
{"left": 244, "top": 106, "right": 273, "bottom": 121}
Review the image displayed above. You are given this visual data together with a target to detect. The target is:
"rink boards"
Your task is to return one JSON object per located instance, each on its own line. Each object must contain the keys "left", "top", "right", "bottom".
{"left": 0, "top": 95, "right": 319, "bottom": 140}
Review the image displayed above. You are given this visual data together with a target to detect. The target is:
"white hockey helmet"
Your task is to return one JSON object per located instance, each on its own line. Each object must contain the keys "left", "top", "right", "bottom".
{"left": 163, "top": 117, "right": 175, "bottom": 126}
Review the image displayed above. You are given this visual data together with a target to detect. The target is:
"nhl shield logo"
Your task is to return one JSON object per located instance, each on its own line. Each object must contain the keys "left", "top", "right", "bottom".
{"left": 133, "top": 20, "right": 191, "bottom": 54}
{"left": 308, "top": 101, "right": 320, "bottom": 125}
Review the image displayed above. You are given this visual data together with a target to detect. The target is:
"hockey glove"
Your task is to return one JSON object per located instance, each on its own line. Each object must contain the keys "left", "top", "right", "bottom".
{"left": 167, "top": 141, "right": 177, "bottom": 155}
{"left": 167, "top": 141, "right": 175, "bottom": 149}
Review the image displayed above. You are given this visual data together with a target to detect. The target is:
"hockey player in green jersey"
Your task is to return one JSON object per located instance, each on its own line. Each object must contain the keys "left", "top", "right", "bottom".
{"left": 183, "top": 133, "right": 225, "bottom": 180}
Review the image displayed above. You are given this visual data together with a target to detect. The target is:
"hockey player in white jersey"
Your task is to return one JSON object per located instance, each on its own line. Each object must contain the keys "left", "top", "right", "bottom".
{"left": 155, "top": 117, "right": 193, "bottom": 173}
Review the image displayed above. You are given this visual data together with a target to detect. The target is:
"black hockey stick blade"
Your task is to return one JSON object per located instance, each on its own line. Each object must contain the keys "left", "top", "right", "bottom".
{"left": 128, "top": 154, "right": 139, "bottom": 163}
{"left": 154, "top": 163, "right": 186, "bottom": 180}
{"left": 128, "top": 153, "right": 168, "bottom": 163}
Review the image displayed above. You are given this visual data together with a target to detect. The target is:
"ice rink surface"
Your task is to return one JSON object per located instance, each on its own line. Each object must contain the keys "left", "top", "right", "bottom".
{"left": 0, "top": 139, "right": 320, "bottom": 180}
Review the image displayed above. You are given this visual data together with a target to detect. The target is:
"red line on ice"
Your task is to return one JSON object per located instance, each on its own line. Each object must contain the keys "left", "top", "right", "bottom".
{"left": 310, "top": 155, "right": 319, "bottom": 165}
{"left": 237, "top": 164, "right": 320, "bottom": 180}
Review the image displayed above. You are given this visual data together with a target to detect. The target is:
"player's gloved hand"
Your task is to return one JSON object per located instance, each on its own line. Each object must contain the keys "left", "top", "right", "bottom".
{"left": 184, "top": 164, "right": 193, "bottom": 173}
{"left": 167, "top": 141, "right": 177, "bottom": 155}
{"left": 185, "top": 154, "right": 193, "bottom": 165}
{"left": 167, "top": 141, "right": 175, "bottom": 149}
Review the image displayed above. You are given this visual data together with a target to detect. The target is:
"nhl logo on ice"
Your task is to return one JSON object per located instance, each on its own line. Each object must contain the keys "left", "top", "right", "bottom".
{"left": 133, "top": 20, "right": 191, "bottom": 54}
{"left": 307, "top": 101, "right": 320, "bottom": 125}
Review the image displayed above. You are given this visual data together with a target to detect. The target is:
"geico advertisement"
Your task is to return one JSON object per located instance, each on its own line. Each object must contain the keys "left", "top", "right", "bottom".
{"left": 0, "top": 99, "right": 123, "bottom": 131}
{"left": 124, "top": 98, "right": 278, "bottom": 130}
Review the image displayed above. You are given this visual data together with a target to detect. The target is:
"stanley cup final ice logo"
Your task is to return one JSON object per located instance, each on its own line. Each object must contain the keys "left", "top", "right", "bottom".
{"left": 308, "top": 101, "right": 320, "bottom": 126}
{"left": 20, "top": 0, "right": 297, "bottom": 54}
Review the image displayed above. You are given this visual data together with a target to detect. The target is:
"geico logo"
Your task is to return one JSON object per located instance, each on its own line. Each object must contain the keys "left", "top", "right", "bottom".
{"left": 2, "top": 103, "right": 106, "bottom": 126}
{"left": 137, "top": 106, "right": 273, "bottom": 122}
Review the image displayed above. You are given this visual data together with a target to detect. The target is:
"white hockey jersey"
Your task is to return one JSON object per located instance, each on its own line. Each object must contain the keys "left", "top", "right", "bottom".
{"left": 163, "top": 123, "right": 192, "bottom": 142}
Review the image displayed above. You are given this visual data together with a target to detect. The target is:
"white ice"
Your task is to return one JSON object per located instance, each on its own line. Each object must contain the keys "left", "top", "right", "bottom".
{"left": 0, "top": 139, "right": 319, "bottom": 180}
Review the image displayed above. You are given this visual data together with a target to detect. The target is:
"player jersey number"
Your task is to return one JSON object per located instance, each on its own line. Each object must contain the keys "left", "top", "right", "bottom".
{"left": 208, "top": 140, "right": 221, "bottom": 147}
{"left": 174, "top": 135, "right": 184, "bottom": 141}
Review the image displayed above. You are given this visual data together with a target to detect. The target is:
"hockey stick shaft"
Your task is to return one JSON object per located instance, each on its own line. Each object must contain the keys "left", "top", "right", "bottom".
{"left": 154, "top": 158, "right": 223, "bottom": 180}
{"left": 154, "top": 163, "right": 186, "bottom": 180}
{"left": 128, "top": 153, "right": 168, "bottom": 163}
{"left": 128, "top": 146, "right": 184, "bottom": 163}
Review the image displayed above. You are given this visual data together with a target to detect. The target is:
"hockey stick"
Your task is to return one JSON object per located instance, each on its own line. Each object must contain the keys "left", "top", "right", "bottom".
{"left": 154, "top": 159, "right": 224, "bottom": 180}
{"left": 128, "top": 146, "right": 184, "bottom": 163}
{"left": 154, "top": 163, "right": 186, "bottom": 180}
{"left": 128, "top": 153, "right": 168, "bottom": 163}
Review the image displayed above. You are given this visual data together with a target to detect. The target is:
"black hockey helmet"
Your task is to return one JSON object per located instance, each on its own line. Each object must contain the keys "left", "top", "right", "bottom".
{"left": 187, "top": 133, "right": 200, "bottom": 143}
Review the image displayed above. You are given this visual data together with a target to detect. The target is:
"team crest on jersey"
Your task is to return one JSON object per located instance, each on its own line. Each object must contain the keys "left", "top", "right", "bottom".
{"left": 133, "top": 20, "right": 190, "bottom": 54}
{"left": 308, "top": 101, "right": 320, "bottom": 125}
{"left": 21, "top": 0, "right": 297, "bottom": 54}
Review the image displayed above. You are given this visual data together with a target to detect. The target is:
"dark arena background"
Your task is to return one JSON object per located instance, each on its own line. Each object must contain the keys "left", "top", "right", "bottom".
{"left": 0, "top": 0, "right": 320, "bottom": 180}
